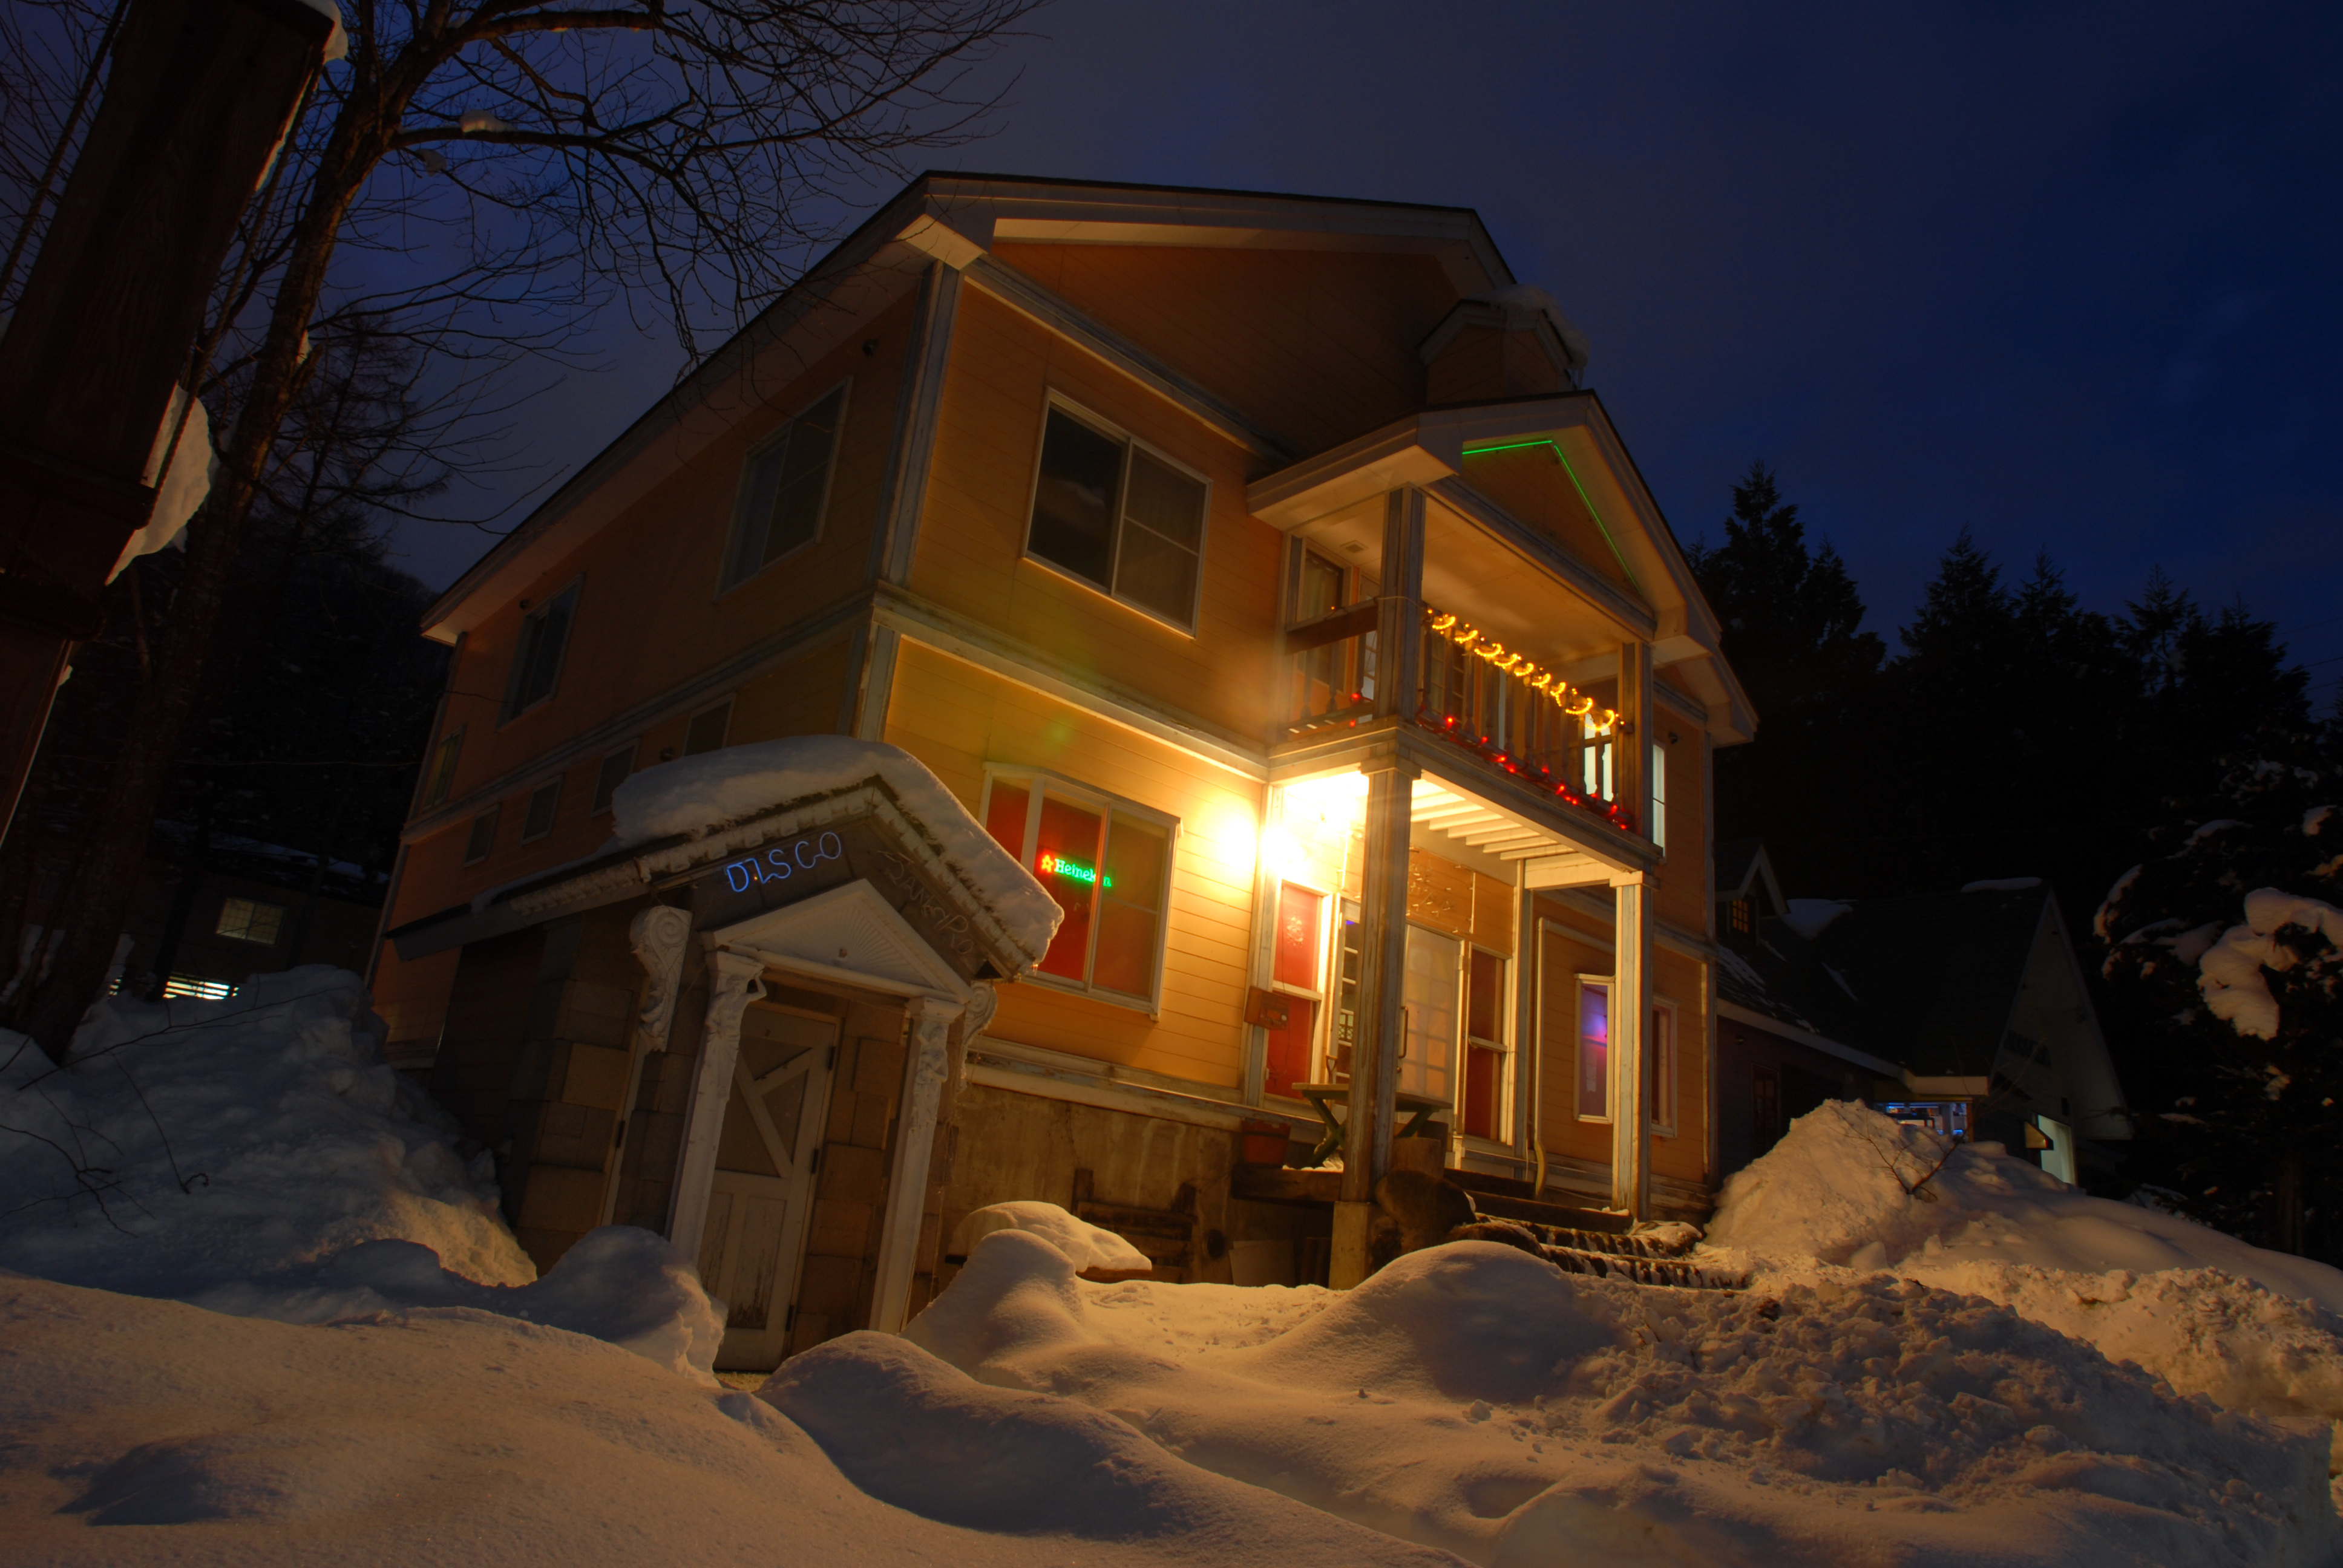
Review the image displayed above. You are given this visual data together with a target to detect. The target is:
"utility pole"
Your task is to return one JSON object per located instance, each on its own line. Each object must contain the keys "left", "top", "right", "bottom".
{"left": 0, "top": 0, "right": 335, "bottom": 838}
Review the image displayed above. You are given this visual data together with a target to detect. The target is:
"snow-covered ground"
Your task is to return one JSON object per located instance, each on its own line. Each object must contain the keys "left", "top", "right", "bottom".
{"left": 1708, "top": 1102, "right": 2343, "bottom": 1434}
{"left": 8, "top": 981, "right": 2343, "bottom": 1565}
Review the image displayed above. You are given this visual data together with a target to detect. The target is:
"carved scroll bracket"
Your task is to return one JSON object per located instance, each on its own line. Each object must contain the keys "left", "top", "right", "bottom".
{"left": 628, "top": 904, "right": 694, "bottom": 1051}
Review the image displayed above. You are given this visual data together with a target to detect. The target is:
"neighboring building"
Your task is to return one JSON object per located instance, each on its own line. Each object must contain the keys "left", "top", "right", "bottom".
{"left": 1712, "top": 846, "right": 2129, "bottom": 1183}
{"left": 116, "top": 823, "right": 388, "bottom": 999}
{"left": 367, "top": 174, "right": 1756, "bottom": 1371}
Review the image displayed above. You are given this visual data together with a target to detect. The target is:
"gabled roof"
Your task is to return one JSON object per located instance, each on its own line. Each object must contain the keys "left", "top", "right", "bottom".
{"left": 1247, "top": 394, "right": 1757, "bottom": 743}
{"left": 1714, "top": 838, "right": 1783, "bottom": 915}
{"left": 1793, "top": 885, "right": 2052, "bottom": 1079}
{"left": 421, "top": 173, "right": 1527, "bottom": 641}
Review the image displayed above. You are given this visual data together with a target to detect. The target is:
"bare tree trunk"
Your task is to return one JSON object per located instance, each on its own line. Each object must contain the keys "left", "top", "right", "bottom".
{"left": 15, "top": 134, "right": 368, "bottom": 1053}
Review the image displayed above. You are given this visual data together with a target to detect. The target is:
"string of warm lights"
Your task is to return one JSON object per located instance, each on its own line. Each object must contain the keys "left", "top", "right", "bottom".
{"left": 1425, "top": 610, "right": 1620, "bottom": 732}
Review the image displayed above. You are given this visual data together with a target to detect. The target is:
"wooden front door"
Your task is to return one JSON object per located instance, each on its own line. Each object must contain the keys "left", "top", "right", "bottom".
{"left": 698, "top": 1000, "right": 837, "bottom": 1371}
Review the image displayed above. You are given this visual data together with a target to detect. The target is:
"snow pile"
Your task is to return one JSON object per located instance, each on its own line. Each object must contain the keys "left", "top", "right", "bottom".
{"left": 880, "top": 1227, "right": 2336, "bottom": 1566}
{"left": 1708, "top": 1102, "right": 2343, "bottom": 1437}
{"left": 2195, "top": 887, "right": 2343, "bottom": 1039}
{"left": 953, "top": 1199, "right": 1154, "bottom": 1273}
{"left": 1782, "top": 898, "right": 1852, "bottom": 938}
{"left": 0, "top": 968, "right": 532, "bottom": 1294}
{"left": 0, "top": 968, "right": 725, "bottom": 1378}
{"left": 192, "top": 1228, "right": 725, "bottom": 1382}
{"left": 611, "top": 736, "right": 1060, "bottom": 959}
{"left": 4, "top": 1273, "right": 1431, "bottom": 1568}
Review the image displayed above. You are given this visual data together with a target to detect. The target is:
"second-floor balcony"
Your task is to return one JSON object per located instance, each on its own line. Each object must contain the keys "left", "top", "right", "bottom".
{"left": 1283, "top": 600, "right": 1636, "bottom": 836}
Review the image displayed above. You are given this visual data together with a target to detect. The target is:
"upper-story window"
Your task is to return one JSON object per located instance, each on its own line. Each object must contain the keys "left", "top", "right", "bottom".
{"left": 421, "top": 727, "right": 462, "bottom": 809}
{"left": 502, "top": 582, "right": 579, "bottom": 722}
{"left": 1025, "top": 399, "right": 1207, "bottom": 633}
{"left": 723, "top": 384, "right": 847, "bottom": 590}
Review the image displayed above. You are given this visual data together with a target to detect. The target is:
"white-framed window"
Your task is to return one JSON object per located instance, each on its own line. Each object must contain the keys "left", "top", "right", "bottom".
{"left": 464, "top": 803, "right": 500, "bottom": 865}
{"left": 1650, "top": 998, "right": 1679, "bottom": 1135}
{"left": 502, "top": 580, "right": 580, "bottom": 722}
{"left": 590, "top": 740, "right": 636, "bottom": 816}
{"left": 421, "top": 727, "right": 463, "bottom": 809}
{"left": 684, "top": 697, "right": 732, "bottom": 756}
{"left": 520, "top": 778, "right": 560, "bottom": 842}
{"left": 1024, "top": 395, "right": 1208, "bottom": 633}
{"left": 1462, "top": 946, "right": 1509, "bottom": 1142}
{"left": 720, "top": 382, "right": 848, "bottom": 591}
{"left": 1262, "top": 878, "right": 1331, "bottom": 1100}
{"left": 1575, "top": 976, "right": 1680, "bottom": 1133}
{"left": 980, "top": 769, "right": 1176, "bottom": 1010}
{"left": 1575, "top": 975, "right": 1611, "bottom": 1122}
{"left": 1650, "top": 741, "right": 1668, "bottom": 851}
{"left": 215, "top": 896, "right": 286, "bottom": 946}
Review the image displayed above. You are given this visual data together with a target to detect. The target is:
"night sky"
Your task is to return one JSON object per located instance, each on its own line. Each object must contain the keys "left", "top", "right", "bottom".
{"left": 397, "top": 2, "right": 2343, "bottom": 707}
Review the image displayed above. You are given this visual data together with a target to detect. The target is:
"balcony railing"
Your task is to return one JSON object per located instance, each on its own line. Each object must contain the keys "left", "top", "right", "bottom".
{"left": 1281, "top": 601, "right": 1637, "bottom": 835}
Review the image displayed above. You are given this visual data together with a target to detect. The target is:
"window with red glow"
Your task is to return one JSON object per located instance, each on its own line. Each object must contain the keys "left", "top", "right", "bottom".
{"left": 981, "top": 773, "right": 1175, "bottom": 1006}
{"left": 1265, "top": 883, "right": 1325, "bottom": 1098}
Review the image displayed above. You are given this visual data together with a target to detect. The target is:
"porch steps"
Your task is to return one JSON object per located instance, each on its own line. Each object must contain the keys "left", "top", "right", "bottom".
{"left": 1456, "top": 1216, "right": 1751, "bottom": 1293}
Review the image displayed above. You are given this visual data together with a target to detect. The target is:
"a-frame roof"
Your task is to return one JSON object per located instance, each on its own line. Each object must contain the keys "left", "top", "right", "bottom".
{"left": 421, "top": 172, "right": 1529, "bottom": 641}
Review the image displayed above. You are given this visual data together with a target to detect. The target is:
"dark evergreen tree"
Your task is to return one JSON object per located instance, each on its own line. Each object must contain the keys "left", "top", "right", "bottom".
{"left": 1685, "top": 463, "right": 1886, "bottom": 892}
{"left": 2097, "top": 751, "right": 2343, "bottom": 1259}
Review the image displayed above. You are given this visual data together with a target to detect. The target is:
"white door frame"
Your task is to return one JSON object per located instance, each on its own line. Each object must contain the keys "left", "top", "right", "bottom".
{"left": 667, "top": 878, "right": 985, "bottom": 1336}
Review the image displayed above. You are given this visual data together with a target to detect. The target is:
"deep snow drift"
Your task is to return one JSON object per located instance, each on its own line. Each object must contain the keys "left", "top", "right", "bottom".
{"left": 879, "top": 1226, "right": 2336, "bottom": 1566}
{"left": 4, "top": 1272, "right": 1443, "bottom": 1568}
{"left": 1708, "top": 1102, "right": 2343, "bottom": 1432}
{"left": 0, "top": 968, "right": 721, "bottom": 1377}
{"left": 0, "top": 968, "right": 530, "bottom": 1292}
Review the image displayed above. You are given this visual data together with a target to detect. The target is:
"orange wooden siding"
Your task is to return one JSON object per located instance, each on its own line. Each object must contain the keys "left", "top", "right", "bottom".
{"left": 989, "top": 242, "right": 1457, "bottom": 459}
{"left": 912, "top": 287, "right": 1282, "bottom": 742}
{"left": 882, "top": 637, "right": 1262, "bottom": 1089}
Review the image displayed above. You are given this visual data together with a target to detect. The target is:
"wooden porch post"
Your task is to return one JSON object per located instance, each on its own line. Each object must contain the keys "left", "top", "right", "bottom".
{"left": 666, "top": 949, "right": 767, "bottom": 1263}
{"left": 1610, "top": 869, "right": 1651, "bottom": 1218}
{"left": 870, "top": 993, "right": 958, "bottom": 1333}
{"left": 1331, "top": 487, "right": 1427, "bottom": 1289}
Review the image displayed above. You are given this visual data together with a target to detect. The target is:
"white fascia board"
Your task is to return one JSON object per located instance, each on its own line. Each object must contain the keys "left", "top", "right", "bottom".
{"left": 1245, "top": 417, "right": 1457, "bottom": 527}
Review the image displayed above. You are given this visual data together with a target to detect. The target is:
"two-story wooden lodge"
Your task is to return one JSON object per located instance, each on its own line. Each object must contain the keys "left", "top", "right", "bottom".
{"left": 371, "top": 174, "right": 1757, "bottom": 1371}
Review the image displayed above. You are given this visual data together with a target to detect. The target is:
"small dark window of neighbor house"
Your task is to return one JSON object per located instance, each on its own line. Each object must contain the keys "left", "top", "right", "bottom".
{"left": 464, "top": 803, "right": 500, "bottom": 864}
{"left": 684, "top": 699, "right": 732, "bottom": 757}
{"left": 503, "top": 583, "right": 579, "bottom": 720}
{"left": 724, "top": 385, "right": 845, "bottom": 588}
{"left": 215, "top": 897, "right": 285, "bottom": 945}
{"left": 520, "top": 779, "right": 560, "bottom": 841}
{"left": 591, "top": 742, "right": 635, "bottom": 815}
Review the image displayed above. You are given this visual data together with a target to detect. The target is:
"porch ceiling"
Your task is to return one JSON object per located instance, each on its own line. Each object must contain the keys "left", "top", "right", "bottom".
{"left": 1411, "top": 776, "right": 1624, "bottom": 887}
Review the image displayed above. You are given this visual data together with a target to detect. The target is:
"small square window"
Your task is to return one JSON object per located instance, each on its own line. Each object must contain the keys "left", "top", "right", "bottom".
{"left": 422, "top": 728, "right": 463, "bottom": 808}
{"left": 464, "top": 803, "right": 501, "bottom": 864}
{"left": 591, "top": 742, "right": 636, "bottom": 816}
{"left": 215, "top": 897, "right": 285, "bottom": 945}
{"left": 684, "top": 699, "right": 732, "bottom": 757}
{"left": 520, "top": 779, "right": 560, "bottom": 841}
{"left": 1024, "top": 402, "right": 1207, "bottom": 632}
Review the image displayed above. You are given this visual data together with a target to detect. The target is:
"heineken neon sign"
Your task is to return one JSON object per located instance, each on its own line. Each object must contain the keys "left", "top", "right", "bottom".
{"left": 1038, "top": 852, "right": 1112, "bottom": 889}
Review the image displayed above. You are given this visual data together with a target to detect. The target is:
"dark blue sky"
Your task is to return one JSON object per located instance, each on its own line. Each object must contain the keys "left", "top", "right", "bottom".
{"left": 399, "top": 1, "right": 2343, "bottom": 705}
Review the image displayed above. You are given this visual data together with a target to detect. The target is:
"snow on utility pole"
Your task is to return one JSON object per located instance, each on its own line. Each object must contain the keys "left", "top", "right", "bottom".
{"left": 0, "top": 0, "right": 335, "bottom": 839}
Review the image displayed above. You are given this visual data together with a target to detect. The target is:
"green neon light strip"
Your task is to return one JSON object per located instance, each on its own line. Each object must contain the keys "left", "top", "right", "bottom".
{"left": 1458, "top": 437, "right": 1646, "bottom": 596}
